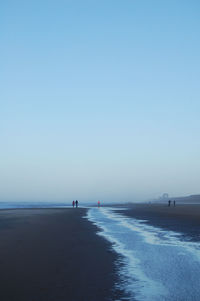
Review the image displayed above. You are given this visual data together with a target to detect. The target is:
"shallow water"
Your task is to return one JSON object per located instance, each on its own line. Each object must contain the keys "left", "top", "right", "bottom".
{"left": 87, "top": 207, "right": 200, "bottom": 301}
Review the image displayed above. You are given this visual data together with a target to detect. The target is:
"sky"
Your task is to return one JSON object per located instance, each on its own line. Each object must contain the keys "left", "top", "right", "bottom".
{"left": 1, "top": 0, "right": 200, "bottom": 202}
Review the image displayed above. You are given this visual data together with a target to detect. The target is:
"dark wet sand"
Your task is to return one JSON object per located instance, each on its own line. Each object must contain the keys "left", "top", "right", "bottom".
{"left": 117, "top": 204, "right": 200, "bottom": 241}
{"left": 0, "top": 208, "right": 124, "bottom": 301}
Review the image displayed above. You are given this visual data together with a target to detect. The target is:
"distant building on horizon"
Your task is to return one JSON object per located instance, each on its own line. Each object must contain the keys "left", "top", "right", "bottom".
{"left": 162, "top": 193, "right": 169, "bottom": 199}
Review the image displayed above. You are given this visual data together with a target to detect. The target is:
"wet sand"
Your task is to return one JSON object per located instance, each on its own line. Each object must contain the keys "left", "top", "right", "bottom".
{"left": 117, "top": 203, "right": 200, "bottom": 241}
{"left": 0, "top": 208, "right": 124, "bottom": 301}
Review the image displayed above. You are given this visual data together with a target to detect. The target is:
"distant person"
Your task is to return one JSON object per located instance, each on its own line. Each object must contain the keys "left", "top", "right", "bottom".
{"left": 75, "top": 200, "right": 78, "bottom": 208}
{"left": 98, "top": 200, "right": 100, "bottom": 207}
{"left": 173, "top": 200, "right": 176, "bottom": 207}
{"left": 168, "top": 200, "right": 171, "bottom": 207}
{"left": 72, "top": 200, "right": 75, "bottom": 208}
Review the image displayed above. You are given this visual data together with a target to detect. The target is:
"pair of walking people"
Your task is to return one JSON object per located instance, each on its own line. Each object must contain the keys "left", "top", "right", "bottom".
{"left": 72, "top": 200, "right": 78, "bottom": 208}
{"left": 168, "top": 200, "right": 176, "bottom": 207}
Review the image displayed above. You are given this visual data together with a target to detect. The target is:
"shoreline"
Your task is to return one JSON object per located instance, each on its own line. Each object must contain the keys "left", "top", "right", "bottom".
{"left": 116, "top": 203, "right": 200, "bottom": 241}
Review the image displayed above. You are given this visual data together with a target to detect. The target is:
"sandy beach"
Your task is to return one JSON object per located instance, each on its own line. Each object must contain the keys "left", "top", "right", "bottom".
{"left": 117, "top": 203, "right": 200, "bottom": 241}
{"left": 1, "top": 205, "right": 200, "bottom": 301}
{"left": 0, "top": 208, "right": 124, "bottom": 301}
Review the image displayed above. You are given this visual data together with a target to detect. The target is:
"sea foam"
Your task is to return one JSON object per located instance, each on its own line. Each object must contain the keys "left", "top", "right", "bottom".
{"left": 87, "top": 207, "right": 200, "bottom": 301}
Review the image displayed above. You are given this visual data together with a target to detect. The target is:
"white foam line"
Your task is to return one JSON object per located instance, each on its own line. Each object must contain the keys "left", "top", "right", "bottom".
{"left": 101, "top": 208, "right": 200, "bottom": 260}
{"left": 87, "top": 208, "right": 168, "bottom": 301}
{"left": 87, "top": 207, "right": 200, "bottom": 301}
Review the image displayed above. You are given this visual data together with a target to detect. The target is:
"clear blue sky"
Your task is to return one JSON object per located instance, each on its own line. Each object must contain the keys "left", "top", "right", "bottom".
{"left": 1, "top": 0, "right": 200, "bottom": 202}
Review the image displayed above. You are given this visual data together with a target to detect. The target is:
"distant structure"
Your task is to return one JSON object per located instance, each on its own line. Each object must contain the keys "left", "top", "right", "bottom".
{"left": 162, "top": 193, "right": 169, "bottom": 199}
{"left": 98, "top": 200, "right": 100, "bottom": 207}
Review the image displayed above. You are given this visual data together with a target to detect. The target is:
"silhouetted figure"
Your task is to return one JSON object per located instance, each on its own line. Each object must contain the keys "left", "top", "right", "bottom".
{"left": 72, "top": 200, "right": 75, "bottom": 208}
{"left": 168, "top": 200, "right": 171, "bottom": 207}
{"left": 98, "top": 200, "right": 100, "bottom": 208}
{"left": 75, "top": 200, "right": 78, "bottom": 208}
{"left": 173, "top": 200, "right": 176, "bottom": 207}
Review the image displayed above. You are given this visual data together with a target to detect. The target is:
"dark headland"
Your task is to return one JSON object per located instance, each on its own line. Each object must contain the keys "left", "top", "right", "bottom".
{"left": 0, "top": 208, "right": 125, "bottom": 301}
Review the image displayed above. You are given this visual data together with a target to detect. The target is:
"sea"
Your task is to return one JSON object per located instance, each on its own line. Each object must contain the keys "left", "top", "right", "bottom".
{"left": 87, "top": 207, "right": 200, "bottom": 301}
{"left": 0, "top": 201, "right": 94, "bottom": 209}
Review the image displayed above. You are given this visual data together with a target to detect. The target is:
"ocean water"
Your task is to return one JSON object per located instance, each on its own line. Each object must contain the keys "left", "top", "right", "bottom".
{"left": 0, "top": 201, "right": 95, "bottom": 210}
{"left": 0, "top": 201, "right": 72, "bottom": 209}
{"left": 87, "top": 207, "right": 200, "bottom": 301}
{"left": 0, "top": 201, "right": 94, "bottom": 209}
